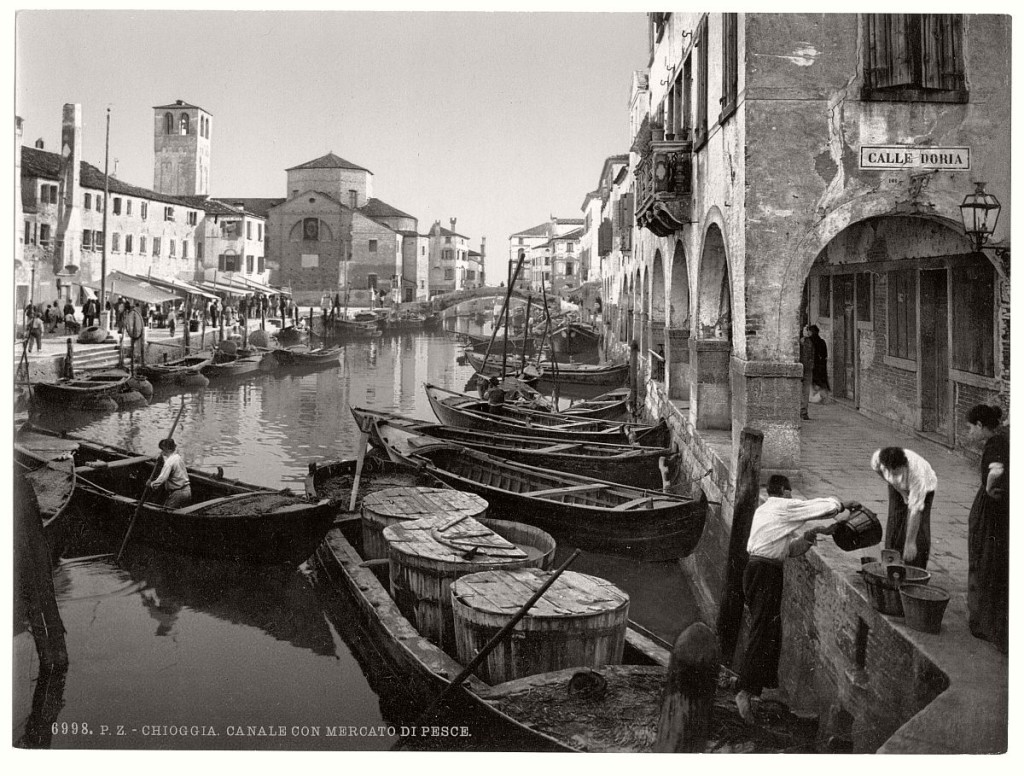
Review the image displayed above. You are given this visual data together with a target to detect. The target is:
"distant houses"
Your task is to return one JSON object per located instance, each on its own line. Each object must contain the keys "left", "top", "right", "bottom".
{"left": 16, "top": 99, "right": 485, "bottom": 314}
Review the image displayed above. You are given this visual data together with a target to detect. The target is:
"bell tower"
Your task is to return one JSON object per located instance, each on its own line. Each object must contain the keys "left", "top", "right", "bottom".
{"left": 153, "top": 99, "right": 211, "bottom": 196}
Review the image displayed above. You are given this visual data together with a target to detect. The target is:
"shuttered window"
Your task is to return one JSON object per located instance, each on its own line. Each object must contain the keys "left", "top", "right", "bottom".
{"left": 864, "top": 14, "right": 966, "bottom": 101}
{"left": 856, "top": 272, "right": 872, "bottom": 322}
{"left": 887, "top": 269, "right": 917, "bottom": 360}
{"left": 720, "top": 13, "right": 739, "bottom": 120}
{"left": 951, "top": 263, "right": 995, "bottom": 376}
{"left": 695, "top": 15, "right": 709, "bottom": 146}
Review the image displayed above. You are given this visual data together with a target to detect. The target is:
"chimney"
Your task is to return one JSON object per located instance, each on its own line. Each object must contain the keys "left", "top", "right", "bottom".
{"left": 450, "top": 218, "right": 457, "bottom": 234}
{"left": 34, "top": 138, "right": 44, "bottom": 149}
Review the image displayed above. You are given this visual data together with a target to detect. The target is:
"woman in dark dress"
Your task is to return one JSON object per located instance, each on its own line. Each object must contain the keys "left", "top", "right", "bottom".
{"left": 965, "top": 404, "right": 1009, "bottom": 653}
{"left": 807, "top": 324, "right": 830, "bottom": 397}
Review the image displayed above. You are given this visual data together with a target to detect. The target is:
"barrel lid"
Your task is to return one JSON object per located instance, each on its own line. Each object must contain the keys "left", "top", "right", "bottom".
{"left": 363, "top": 486, "right": 487, "bottom": 520}
{"left": 383, "top": 514, "right": 528, "bottom": 563}
{"left": 452, "top": 568, "right": 629, "bottom": 618}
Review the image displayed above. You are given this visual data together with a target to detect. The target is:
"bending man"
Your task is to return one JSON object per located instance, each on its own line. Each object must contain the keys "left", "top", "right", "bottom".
{"left": 735, "top": 475, "right": 857, "bottom": 723}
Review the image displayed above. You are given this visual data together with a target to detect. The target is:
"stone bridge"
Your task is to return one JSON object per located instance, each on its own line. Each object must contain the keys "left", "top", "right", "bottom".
{"left": 403, "top": 286, "right": 553, "bottom": 313}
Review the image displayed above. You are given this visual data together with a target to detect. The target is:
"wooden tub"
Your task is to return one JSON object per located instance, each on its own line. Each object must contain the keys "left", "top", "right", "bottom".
{"left": 362, "top": 486, "right": 488, "bottom": 560}
{"left": 451, "top": 568, "right": 630, "bottom": 684}
{"left": 383, "top": 514, "right": 553, "bottom": 653}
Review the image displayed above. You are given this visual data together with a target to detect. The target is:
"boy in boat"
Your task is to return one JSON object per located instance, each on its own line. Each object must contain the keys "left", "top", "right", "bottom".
{"left": 152, "top": 438, "right": 191, "bottom": 509}
{"left": 734, "top": 475, "right": 859, "bottom": 724}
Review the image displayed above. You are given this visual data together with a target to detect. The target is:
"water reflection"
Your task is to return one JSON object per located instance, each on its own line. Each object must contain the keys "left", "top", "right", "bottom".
{"left": 16, "top": 326, "right": 700, "bottom": 751}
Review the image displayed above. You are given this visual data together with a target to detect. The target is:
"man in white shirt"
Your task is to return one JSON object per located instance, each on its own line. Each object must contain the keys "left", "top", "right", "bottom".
{"left": 870, "top": 447, "right": 936, "bottom": 569}
{"left": 151, "top": 438, "right": 191, "bottom": 509}
{"left": 734, "top": 475, "right": 858, "bottom": 724}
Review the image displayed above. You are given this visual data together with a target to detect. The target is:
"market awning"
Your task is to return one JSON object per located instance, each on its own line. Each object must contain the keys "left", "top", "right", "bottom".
{"left": 82, "top": 271, "right": 182, "bottom": 304}
{"left": 138, "top": 274, "right": 218, "bottom": 300}
{"left": 198, "top": 280, "right": 252, "bottom": 295}
{"left": 219, "top": 274, "right": 285, "bottom": 296}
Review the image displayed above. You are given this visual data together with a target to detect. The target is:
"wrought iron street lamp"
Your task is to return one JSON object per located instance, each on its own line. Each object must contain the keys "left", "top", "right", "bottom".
{"left": 959, "top": 182, "right": 1001, "bottom": 252}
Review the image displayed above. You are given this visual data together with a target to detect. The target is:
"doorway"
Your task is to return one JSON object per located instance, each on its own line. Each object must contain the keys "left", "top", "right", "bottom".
{"left": 919, "top": 269, "right": 950, "bottom": 437}
{"left": 832, "top": 274, "right": 856, "bottom": 403}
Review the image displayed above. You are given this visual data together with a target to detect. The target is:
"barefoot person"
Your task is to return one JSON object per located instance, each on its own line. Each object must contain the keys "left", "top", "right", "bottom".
{"left": 734, "top": 475, "right": 858, "bottom": 723}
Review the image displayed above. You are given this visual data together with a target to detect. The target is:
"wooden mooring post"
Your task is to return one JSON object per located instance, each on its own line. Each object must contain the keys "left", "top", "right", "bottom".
{"left": 654, "top": 621, "right": 720, "bottom": 752}
{"left": 714, "top": 427, "right": 764, "bottom": 667}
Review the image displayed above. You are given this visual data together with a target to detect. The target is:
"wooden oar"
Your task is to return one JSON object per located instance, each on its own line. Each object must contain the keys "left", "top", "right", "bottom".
{"left": 392, "top": 548, "right": 582, "bottom": 750}
{"left": 115, "top": 398, "right": 187, "bottom": 562}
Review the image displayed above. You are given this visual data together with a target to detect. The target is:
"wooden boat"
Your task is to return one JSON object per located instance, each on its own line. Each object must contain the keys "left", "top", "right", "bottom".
{"left": 202, "top": 350, "right": 263, "bottom": 378}
{"left": 14, "top": 428, "right": 78, "bottom": 562}
{"left": 274, "top": 324, "right": 307, "bottom": 345}
{"left": 313, "top": 516, "right": 814, "bottom": 752}
{"left": 377, "top": 423, "right": 705, "bottom": 561}
{"left": 349, "top": 407, "right": 675, "bottom": 489}
{"left": 464, "top": 350, "right": 543, "bottom": 379}
{"left": 311, "top": 315, "right": 382, "bottom": 338}
{"left": 561, "top": 387, "right": 630, "bottom": 420}
{"left": 549, "top": 321, "right": 601, "bottom": 359}
{"left": 386, "top": 311, "right": 443, "bottom": 331}
{"left": 270, "top": 345, "right": 343, "bottom": 368}
{"left": 31, "top": 369, "right": 131, "bottom": 407}
{"left": 424, "top": 383, "right": 670, "bottom": 447}
{"left": 21, "top": 424, "right": 334, "bottom": 566}
{"left": 536, "top": 360, "right": 629, "bottom": 387}
{"left": 138, "top": 355, "right": 212, "bottom": 383}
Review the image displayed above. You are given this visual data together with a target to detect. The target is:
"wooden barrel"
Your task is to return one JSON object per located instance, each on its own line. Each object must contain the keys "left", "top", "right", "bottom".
{"left": 451, "top": 568, "right": 630, "bottom": 684}
{"left": 383, "top": 514, "right": 551, "bottom": 653}
{"left": 362, "top": 487, "right": 487, "bottom": 560}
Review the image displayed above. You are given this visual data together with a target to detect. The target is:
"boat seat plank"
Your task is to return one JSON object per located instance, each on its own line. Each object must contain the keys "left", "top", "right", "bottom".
{"left": 532, "top": 443, "right": 583, "bottom": 453}
{"left": 612, "top": 495, "right": 656, "bottom": 511}
{"left": 525, "top": 483, "right": 606, "bottom": 498}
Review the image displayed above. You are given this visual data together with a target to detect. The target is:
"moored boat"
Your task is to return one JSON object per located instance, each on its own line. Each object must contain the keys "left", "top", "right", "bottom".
{"left": 560, "top": 386, "right": 630, "bottom": 420}
{"left": 22, "top": 425, "right": 334, "bottom": 566}
{"left": 424, "top": 383, "right": 670, "bottom": 447}
{"left": 14, "top": 428, "right": 78, "bottom": 562}
{"left": 31, "top": 369, "right": 132, "bottom": 408}
{"left": 536, "top": 360, "right": 628, "bottom": 387}
{"left": 138, "top": 355, "right": 212, "bottom": 384}
{"left": 549, "top": 321, "right": 601, "bottom": 359}
{"left": 348, "top": 407, "right": 675, "bottom": 488}
{"left": 270, "top": 344, "right": 343, "bottom": 368}
{"left": 376, "top": 422, "right": 705, "bottom": 561}
{"left": 202, "top": 351, "right": 264, "bottom": 378}
{"left": 463, "top": 350, "right": 543, "bottom": 380}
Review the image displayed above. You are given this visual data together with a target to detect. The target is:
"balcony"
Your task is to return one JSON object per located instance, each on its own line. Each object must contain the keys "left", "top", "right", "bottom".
{"left": 635, "top": 139, "right": 693, "bottom": 237}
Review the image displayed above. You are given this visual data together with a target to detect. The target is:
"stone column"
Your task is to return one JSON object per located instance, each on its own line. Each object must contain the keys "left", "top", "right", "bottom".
{"left": 689, "top": 339, "right": 731, "bottom": 429}
{"left": 729, "top": 358, "right": 803, "bottom": 474}
{"left": 667, "top": 327, "right": 691, "bottom": 400}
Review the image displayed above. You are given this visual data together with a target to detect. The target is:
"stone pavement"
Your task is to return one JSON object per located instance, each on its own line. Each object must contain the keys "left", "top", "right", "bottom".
{"left": 792, "top": 400, "right": 1009, "bottom": 753}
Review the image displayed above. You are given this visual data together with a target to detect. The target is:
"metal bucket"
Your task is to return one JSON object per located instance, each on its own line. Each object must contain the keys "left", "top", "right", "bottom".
{"left": 832, "top": 507, "right": 883, "bottom": 552}
{"left": 861, "top": 562, "right": 931, "bottom": 616}
{"left": 900, "top": 584, "right": 950, "bottom": 634}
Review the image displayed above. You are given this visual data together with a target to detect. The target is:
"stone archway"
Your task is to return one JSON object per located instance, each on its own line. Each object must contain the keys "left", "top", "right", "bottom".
{"left": 667, "top": 240, "right": 691, "bottom": 400}
{"left": 692, "top": 224, "right": 732, "bottom": 430}
{"left": 649, "top": 250, "right": 666, "bottom": 383}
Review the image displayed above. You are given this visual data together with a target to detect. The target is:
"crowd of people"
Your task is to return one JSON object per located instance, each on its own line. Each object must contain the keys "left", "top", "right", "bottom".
{"left": 21, "top": 291, "right": 299, "bottom": 348}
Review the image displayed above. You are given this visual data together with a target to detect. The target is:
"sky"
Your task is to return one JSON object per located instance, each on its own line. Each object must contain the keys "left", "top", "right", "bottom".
{"left": 14, "top": 7, "right": 649, "bottom": 283}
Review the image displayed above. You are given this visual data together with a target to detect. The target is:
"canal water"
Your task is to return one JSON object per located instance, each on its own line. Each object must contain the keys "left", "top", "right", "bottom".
{"left": 14, "top": 322, "right": 700, "bottom": 751}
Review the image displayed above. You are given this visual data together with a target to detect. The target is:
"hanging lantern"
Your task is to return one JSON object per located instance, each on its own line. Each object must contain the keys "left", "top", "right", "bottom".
{"left": 959, "top": 182, "right": 1001, "bottom": 251}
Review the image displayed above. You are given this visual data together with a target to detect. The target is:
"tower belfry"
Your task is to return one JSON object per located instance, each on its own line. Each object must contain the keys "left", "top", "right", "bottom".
{"left": 153, "top": 99, "right": 211, "bottom": 196}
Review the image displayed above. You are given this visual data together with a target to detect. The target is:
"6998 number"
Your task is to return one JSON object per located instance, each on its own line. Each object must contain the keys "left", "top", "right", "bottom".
{"left": 51, "top": 721, "right": 93, "bottom": 735}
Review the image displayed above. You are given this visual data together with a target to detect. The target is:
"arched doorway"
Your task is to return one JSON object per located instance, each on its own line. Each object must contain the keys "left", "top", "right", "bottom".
{"left": 650, "top": 250, "right": 666, "bottom": 383}
{"left": 802, "top": 215, "right": 990, "bottom": 445}
{"left": 692, "top": 224, "right": 732, "bottom": 430}
{"left": 667, "top": 239, "right": 691, "bottom": 400}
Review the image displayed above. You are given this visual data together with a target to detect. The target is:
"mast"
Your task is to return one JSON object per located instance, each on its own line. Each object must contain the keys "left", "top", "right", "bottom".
{"left": 100, "top": 108, "right": 110, "bottom": 326}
